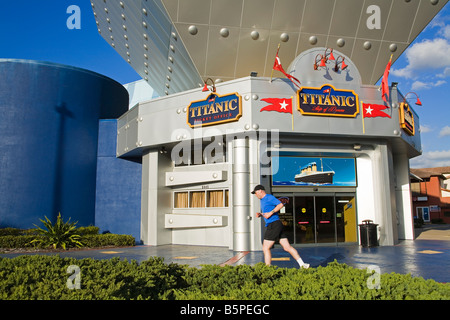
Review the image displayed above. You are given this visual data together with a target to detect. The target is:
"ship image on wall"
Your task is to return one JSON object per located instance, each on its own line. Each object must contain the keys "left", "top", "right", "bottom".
{"left": 294, "top": 160, "right": 335, "bottom": 184}
{"left": 272, "top": 156, "right": 357, "bottom": 187}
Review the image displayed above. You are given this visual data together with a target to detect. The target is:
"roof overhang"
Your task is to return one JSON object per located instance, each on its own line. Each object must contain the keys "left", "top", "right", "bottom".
{"left": 90, "top": 0, "right": 449, "bottom": 96}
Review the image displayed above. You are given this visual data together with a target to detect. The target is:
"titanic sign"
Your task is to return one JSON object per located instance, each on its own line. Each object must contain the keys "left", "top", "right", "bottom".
{"left": 297, "top": 84, "right": 359, "bottom": 118}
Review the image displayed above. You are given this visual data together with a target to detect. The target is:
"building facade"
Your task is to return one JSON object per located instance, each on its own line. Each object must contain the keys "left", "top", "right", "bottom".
{"left": 0, "top": 59, "right": 130, "bottom": 230}
{"left": 117, "top": 48, "right": 421, "bottom": 250}
{"left": 411, "top": 167, "right": 450, "bottom": 224}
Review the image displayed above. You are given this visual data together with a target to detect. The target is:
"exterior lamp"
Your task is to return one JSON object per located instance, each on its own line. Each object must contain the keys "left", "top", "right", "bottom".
{"left": 202, "top": 78, "right": 216, "bottom": 93}
{"left": 324, "top": 48, "right": 335, "bottom": 61}
{"left": 333, "top": 55, "right": 348, "bottom": 72}
{"left": 314, "top": 49, "right": 346, "bottom": 72}
{"left": 404, "top": 92, "right": 422, "bottom": 106}
{"left": 314, "top": 54, "right": 326, "bottom": 70}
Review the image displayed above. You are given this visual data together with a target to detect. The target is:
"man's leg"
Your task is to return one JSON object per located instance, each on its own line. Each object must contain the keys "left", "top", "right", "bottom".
{"left": 279, "top": 238, "right": 300, "bottom": 260}
{"left": 279, "top": 238, "right": 309, "bottom": 268}
{"left": 262, "top": 239, "right": 275, "bottom": 265}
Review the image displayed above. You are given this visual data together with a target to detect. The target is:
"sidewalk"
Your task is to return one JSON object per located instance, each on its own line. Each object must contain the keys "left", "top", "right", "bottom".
{"left": 1, "top": 225, "right": 449, "bottom": 283}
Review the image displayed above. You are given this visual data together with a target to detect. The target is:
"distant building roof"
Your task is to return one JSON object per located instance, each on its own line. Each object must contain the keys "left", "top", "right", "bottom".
{"left": 410, "top": 167, "right": 450, "bottom": 179}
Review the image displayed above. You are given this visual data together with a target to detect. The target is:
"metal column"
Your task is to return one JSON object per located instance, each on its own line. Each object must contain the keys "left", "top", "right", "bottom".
{"left": 232, "top": 137, "right": 251, "bottom": 251}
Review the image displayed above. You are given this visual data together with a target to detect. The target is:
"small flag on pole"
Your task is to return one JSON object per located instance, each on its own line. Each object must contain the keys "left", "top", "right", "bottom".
{"left": 270, "top": 44, "right": 301, "bottom": 88}
{"left": 362, "top": 103, "right": 391, "bottom": 118}
{"left": 380, "top": 54, "right": 393, "bottom": 104}
{"left": 260, "top": 97, "right": 293, "bottom": 114}
{"left": 361, "top": 101, "right": 391, "bottom": 134}
{"left": 260, "top": 97, "right": 295, "bottom": 130}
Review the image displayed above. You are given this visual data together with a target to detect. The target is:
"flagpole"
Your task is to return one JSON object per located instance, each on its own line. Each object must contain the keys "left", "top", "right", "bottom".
{"left": 361, "top": 100, "right": 365, "bottom": 134}
{"left": 270, "top": 43, "right": 281, "bottom": 83}
{"left": 291, "top": 96, "right": 294, "bottom": 131}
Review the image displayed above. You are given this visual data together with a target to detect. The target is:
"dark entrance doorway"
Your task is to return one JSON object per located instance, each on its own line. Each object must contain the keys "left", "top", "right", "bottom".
{"left": 275, "top": 193, "right": 357, "bottom": 245}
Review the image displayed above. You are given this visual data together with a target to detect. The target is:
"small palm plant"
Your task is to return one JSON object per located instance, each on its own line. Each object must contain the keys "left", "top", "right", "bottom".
{"left": 31, "top": 213, "right": 83, "bottom": 250}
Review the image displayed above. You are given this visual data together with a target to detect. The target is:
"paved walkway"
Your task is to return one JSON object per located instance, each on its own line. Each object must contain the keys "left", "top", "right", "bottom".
{"left": 1, "top": 225, "right": 449, "bottom": 283}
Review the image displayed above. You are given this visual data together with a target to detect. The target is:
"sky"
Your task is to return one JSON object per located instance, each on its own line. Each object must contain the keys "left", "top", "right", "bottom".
{"left": 0, "top": 1, "right": 141, "bottom": 84}
{"left": 0, "top": 0, "right": 449, "bottom": 169}
{"left": 388, "top": 3, "right": 450, "bottom": 168}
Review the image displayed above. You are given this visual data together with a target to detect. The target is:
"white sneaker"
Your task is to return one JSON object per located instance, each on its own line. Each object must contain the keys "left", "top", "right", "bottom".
{"left": 301, "top": 263, "right": 310, "bottom": 269}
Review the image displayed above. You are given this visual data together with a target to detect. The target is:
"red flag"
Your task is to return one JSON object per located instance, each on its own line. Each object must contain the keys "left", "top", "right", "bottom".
{"left": 362, "top": 103, "right": 391, "bottom": 118}
{"left": 272, "top": 47, "right": 301, "bottom": 88}
{"left": 260, "top": 98, "right": 293, "bottom": 114}
{"left": 381, "top": 55, "right": 392, "bottom": 103}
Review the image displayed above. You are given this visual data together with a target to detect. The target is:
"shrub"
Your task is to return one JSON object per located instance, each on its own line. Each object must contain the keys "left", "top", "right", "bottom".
{"left": 1, "top": 256, "right": 447, "bottom": 300}
{"left": 30, "top": 213, "right": 83, "bottom": 250}
{"left": 0, "top": 235, "right": 42, "bottom": 249}
{"left": 82, "top": 234, "right": 135, "bottom": 247}
{"left": 0, "top": 228, "right": 23, "bottom": 237}
{"left": 0, "top": 255, "right": 186, "bottom": 300}
{"left": 77, "top": 226, "right": 100, "bottom": 235}
{"left": 414, "top": 217, "right": 424, "bottom": 228}
{"left": 0, "top": 233, "right": 135, "bottom": 251}
{"left": 173, "top": 261, "right": 450, "bottom": 300}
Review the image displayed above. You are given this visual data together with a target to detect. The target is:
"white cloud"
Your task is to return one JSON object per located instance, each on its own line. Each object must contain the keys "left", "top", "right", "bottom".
{"left": 391, "top": 38, "right": 450, "bottom": 79}
{"left": 437, "top": 67, "right": 450, "bottom": 78}
{"left": 411, "top": 150, "right": 450, "bottom": 168}
{"left": 420, "top": 125, "right": 432, "bottom": 133}
{"left": 442, "top": 25, "right": 450, "bottom": 40}
{"left": 411, "top": 80, "right": 446, "bottom": 90}
{"left": 439, "top": 126, "right": 450, "bottom": 137}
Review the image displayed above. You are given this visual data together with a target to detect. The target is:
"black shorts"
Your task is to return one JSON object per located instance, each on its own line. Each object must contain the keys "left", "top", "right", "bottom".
{"left": 264, "top": 220, "right": 288, "bottom": 242}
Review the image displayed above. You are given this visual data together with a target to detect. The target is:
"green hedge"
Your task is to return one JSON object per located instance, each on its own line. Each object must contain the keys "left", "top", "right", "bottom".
{"left": 0, "top": 256, "right": 448, "bottom": 300}
{"left": 0, "top": 256, "right": 184, "bottom": 300}
{"left": 0, "top": 234, "right": 135, "bottom": 250}
{"left": 81, "top": 234, "right": 135, "bottom": 247}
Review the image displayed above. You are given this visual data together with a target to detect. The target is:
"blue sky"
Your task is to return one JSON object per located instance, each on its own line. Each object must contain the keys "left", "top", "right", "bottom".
{"left": 388, "top": 3, "right": 450, "bottom": 168}
{"left": 0, "top": 1, "right": 449, "bottom": 168}
{"left": 0, "top": 1, "right": 140, "bottom": 84}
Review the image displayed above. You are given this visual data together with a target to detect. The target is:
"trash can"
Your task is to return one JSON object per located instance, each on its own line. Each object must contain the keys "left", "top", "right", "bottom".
{"left": 359, "top": 220, "right": 378, "bottom": 247}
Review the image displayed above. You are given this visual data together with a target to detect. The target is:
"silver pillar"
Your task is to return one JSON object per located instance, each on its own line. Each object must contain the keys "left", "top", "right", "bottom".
{"left": 232, "top": 137, "right": 250, "bottom": 251}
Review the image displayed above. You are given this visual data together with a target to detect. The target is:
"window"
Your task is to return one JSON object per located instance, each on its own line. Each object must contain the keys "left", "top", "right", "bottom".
{"left": 190, "top": 191, "right": 205, "bottom": 208}
{"left": 174, "top": 192, "right": 189, "bottom": 208}
{"left": 173, "top": 189, "right": 229, "bottom": 208}
{"left": 410, "top": 182, "right": 421, "bottom": 196}
{"left": 207, "top": 190, "right": 224, "bottom": 207}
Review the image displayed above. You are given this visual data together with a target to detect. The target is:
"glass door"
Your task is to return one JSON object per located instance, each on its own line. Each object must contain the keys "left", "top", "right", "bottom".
{"left": 275, "top": 193, "right": 357, "bottom": 245}
{"left": 315, "top": 196, "right": 335, "bottom": 243}
{"left": 336, "top": 195, "right": 357, "bottom": 243}
{"left": 417, "top": 207, "right": 430, "bottom": 222}
{"left": 294, "top": 196, "right": 315, "bottom": 244}
{"left": 277, "top": 196, "right": 294, "bottom": 243}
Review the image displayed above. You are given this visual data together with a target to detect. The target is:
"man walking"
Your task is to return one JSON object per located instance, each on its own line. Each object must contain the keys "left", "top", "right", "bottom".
{"left": 252, "top": 185, "right": 309, "bottom": 268}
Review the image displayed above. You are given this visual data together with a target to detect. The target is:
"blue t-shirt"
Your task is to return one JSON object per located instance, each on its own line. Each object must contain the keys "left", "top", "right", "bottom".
{"left": 260, "top": 194, "right": 282, "bottom": 226}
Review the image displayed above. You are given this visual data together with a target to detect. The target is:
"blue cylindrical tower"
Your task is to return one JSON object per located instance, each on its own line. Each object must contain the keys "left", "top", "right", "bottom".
{"left": 0, "top": 59, "right": 129, "bottom": 228}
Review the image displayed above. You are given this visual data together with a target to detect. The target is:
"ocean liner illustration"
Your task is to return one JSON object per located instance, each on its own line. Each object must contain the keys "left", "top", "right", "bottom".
{"left": 294, "top": 159, "right": 335, "bottom": 184}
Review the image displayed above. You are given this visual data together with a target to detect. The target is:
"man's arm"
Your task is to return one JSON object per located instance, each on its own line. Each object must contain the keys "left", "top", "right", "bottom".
{"left": 262, "top": 203, "right": 284, "bottom": 219}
